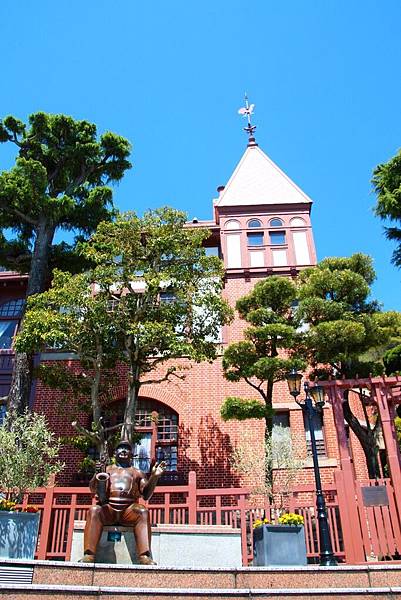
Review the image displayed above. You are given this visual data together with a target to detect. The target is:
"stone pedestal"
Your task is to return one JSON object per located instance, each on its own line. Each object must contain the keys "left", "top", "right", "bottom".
{"left": 71, "top": 520, "right": 242, "bottom": 567}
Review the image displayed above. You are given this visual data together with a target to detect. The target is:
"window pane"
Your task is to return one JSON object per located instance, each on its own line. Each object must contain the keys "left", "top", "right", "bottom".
{"left": 133, "top": 432, "right": 152, "bottom": 472}
{"left": 160, "top": 291, "right": 176, "bottom": 303}
{"left": 248, "top": 219, "right": 262, "bottom": 228}
{"left": 0, "top": 299, "right": 24, "bottom": 317}
{"left": 270, "top": 218, "right": 283, "bottom": 227}
{"left": 205, "top": 246, "right": 220, "bottom": 257}
{"left": 272, "top": 412, "right": 290, "bottom": 443}
{"left": 247, "top": 232, "right": 264, "bottom": 246}
{"left": 0, "top": 404, "right": 6, "bottom": 426}
{"left": 156, "top": 445, "right": 178, "bottom": 471}
{"left": 269, "top": 231, "right": 286, "bottom": 245}
{"left": 0, "top": 321, "right": 16, "bottom": 349}
{"left": 304, "top": 412, "right": 326, "bottom": 456}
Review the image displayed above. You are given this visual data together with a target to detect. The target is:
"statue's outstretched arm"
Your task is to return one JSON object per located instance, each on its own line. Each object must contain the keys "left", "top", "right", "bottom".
{"left": 141, "top": 461, "right": 167, "bottom": 500}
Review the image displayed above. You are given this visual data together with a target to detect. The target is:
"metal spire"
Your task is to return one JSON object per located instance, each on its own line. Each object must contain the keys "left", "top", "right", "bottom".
{"left": 238, "top": 94, "right": 257, "bottom": 146}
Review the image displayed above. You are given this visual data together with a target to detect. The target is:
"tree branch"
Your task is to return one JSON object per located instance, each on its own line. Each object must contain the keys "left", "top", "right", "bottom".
{"left": 141, "top": 370, "right": 185, "bottom": 386}
{"left": 71, "top": 421, "right": 100, "bottom": 443}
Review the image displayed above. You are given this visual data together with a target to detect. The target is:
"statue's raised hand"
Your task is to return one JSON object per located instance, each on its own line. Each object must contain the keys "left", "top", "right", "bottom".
{"left": 152, "top": 461, "right": 167, "bottom": 477}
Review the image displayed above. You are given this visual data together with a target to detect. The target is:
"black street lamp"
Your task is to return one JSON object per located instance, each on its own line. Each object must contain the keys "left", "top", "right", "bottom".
{"left": 286, "top": 369, "right": 338, "bottom": 567}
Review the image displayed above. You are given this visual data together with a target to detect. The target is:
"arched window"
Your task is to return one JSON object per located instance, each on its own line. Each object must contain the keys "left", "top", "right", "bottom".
{"left": 270, "top": 218, "right": 283, "bottom": 227}
{"left": 248, "top": 219, "right": 262, "bottom": 228}
{"left": 224, "top": 219, "right": 240, "bottom": 230}
{"left": 0, "top": 298, "right": 24, "bottom": 349}
{"left": 105, "top": 398, "right": 179, "bottom": 481}
{"left": 290, "top": 217, "right": 305, "bottom": 227}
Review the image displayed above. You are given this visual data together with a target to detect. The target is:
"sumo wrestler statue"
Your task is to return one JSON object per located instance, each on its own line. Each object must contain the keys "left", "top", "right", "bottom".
{"left": 81, "top": 441, "right": 166, "bottom": 564}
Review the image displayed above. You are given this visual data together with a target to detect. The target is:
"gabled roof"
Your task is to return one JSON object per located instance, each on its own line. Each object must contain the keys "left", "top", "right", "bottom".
{"left": 215, "top": 144, "right": 313, "bottom": 207}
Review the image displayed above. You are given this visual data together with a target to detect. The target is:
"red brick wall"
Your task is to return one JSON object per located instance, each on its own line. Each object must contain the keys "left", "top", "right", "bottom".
{"left": 31, "top": 271, "right": 361, "bottom": 489}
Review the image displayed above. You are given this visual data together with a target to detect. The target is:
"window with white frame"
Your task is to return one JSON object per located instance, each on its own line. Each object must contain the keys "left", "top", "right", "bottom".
{"left": 0, "top": 299, "right": 25, "bottom": 349}
{"left": 304, "top": 411, "right": 326, "bottom": 456}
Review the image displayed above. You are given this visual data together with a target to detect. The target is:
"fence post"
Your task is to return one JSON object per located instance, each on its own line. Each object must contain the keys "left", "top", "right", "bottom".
{"left": 238, "top": 493, "right": 249, "bottom": 566}
{"left": 65, "top": 493, "right": 77, "bottom": 561}
{"left": 188, "top": 470, "right": 197, "bottom": 524}
{"left": 37, "top": 486, "right": 54, "bottom": 560}
{"left": 330, "top": 384, "right": 365, "bottom": 563}
{"left": 374, "top": 383, "right": 401, "bottom": 520}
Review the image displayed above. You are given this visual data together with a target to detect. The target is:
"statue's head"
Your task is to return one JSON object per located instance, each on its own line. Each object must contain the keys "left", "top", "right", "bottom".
{"left": 114, "top": 441, "right": 133, "bottom": 463}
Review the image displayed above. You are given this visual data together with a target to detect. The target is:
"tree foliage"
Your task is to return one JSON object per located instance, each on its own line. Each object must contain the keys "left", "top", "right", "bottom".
{"left": 297, "top": 252, "right": 401, "bottom": 477}
{"left": 0, "top": 112, "right": 131, "bottom": 413}
{"left": 383, "top": 344, "right": 401, "bottom": 375}
{"left": 0, "top": 410, "right": 63, "bottom": 501}
{"left": 221, "top": 276, "right": 305, "bottom": 437}
{"left": 373, "top": 149, "right": 401, "bottom": 267}
{"left": 17, "top": 208, "right": 233, "bottom": 455}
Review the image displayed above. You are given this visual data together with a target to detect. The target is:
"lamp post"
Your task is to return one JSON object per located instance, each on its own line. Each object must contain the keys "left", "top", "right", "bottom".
{"left": 286, "top": 370, "right": 338, "bottom": 566}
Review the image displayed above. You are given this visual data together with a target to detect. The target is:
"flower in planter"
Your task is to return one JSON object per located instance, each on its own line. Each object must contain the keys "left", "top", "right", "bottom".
{"left": 0, "top": 500, "right": 39, "bottom": 513}
{"left": 24, "top": 505, "right": 39, "bottom": 513}
{"left": 253, "top": 517, "right": 270, "bottom": 529}
{"left": 0, "top": 499, "right": 17, "bottom": 512}
{"left": 278, "top": 512, "right": 304, "bottom": 526}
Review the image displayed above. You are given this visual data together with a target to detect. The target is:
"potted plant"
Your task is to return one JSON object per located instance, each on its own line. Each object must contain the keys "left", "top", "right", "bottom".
{"left": 0, "top": 410, "right": 63, "bottom": 559}
{"left": 253, "top": 512, "right": 307, "bottom": 566}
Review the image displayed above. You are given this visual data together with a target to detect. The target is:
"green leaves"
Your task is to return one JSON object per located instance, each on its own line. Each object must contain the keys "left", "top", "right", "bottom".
{"left": 222, "top": 275, "right": 304, "bottom": 415}
{"left": 297, "top": 253, "right": 401, "bottom": 377}
{"left": 17, "top": 209, "right": 233, "bottom": 443}
{"left": 236, "top": 276, "right": 297, "bottom": 317}
{"left": 373, "top": 149, "right": 401, "bottom": 267}
{"left": 0, "top": 410, "right": 63, "bottom": 501}
{"left": 0, "top": 111, "right": 131, "bottom": 277}
{"left": 221, "top": 397, "right": 270, "bottom": 421}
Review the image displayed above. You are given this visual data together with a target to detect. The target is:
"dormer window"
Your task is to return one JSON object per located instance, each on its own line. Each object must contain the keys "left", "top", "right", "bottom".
{"left": 248, "top": 219, "right": 262, "bottom": 228}
{"left": 270, "top": 218, "right": 283, "bottom": 227}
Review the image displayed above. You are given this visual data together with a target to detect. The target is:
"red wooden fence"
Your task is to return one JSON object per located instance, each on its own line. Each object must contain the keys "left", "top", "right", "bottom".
{"left": 16, "top": 470, "right": 401, "bottom": 566}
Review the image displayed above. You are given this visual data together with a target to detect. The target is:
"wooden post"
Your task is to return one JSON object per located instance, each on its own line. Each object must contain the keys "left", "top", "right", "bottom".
{"left": 188, "top": 470, "right": 197, "bottom": 524}
{"left": 373, "top": 383, "right": 401, "bottom": 518}
{"left": 65, "top": 493, "right": 77, "bottom": 561}
{"left": 37, "top": 486, "right": 54, "bottom": 560}
{"left": 238, "top": 493, "right": 249, "bottom": 566}
{"left": 329, "top": 384, "right": 365, "bottom": 563}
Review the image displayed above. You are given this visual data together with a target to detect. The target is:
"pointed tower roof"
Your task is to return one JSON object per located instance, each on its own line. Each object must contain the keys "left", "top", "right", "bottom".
{"left": 215, "top": 144, "right": 313, "bottom": 208}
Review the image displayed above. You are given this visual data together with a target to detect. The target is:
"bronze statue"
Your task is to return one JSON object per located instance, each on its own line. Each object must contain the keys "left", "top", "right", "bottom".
{"left": 81, "top": 441, "right": 166, "bottom": 564}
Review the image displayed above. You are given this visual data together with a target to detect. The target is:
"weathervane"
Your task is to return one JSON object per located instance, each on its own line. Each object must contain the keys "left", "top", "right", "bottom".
{"left": 238, "top": 94, "right": 257, "bottom": 145}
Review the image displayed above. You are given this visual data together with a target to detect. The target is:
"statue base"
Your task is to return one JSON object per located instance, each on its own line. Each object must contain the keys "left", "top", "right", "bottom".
{"left": 71, "top": 520, "right": 242, "bottom": 567}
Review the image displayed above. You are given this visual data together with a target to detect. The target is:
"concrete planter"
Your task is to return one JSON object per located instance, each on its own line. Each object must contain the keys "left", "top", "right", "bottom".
{"left": 0, "top": 511, "right": 40, "bottom": 559}
{"left": 253, "top": 524, "right": 307, "bottom": 566}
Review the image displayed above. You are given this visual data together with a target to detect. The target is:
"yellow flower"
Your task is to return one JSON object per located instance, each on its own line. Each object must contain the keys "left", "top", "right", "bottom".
{"left": 278, "top": 512, "right": 304, "bottom": 526}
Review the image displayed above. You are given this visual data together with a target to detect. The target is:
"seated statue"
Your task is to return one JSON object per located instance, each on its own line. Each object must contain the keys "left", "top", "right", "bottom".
{"left": 81, "top": 440, "right": 166, "bottom": 564}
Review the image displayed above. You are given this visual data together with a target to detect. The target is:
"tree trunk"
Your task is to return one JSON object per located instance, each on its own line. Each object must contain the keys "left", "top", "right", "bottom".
{"left": 342, "top": 390, "right": 381, "bottom": 479}
{"left": 265, "top": 378, "right": 274, "bottom": 503}
{"left": 122, "top": 362, "right": 141, "bottom": 444}
{"left": 7, "top": 219, "right": 55, "bottom": 413}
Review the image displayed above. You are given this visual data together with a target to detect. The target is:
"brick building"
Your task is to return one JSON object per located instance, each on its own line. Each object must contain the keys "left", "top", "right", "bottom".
{"left": 0, "top": 135, "right": 371, "bottom": 488}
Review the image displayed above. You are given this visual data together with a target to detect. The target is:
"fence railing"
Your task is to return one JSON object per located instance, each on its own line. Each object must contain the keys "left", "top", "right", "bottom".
{"left": 16, "top": 470, "right": 352, "bottom": 565}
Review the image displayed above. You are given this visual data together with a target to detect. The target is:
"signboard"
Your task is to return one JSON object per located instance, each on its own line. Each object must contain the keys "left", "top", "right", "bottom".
{"left": 361, "top": 485, "right": 389, "bottom": 507}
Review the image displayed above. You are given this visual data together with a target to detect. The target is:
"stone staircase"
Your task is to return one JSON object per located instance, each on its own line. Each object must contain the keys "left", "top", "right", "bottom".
{"left": 1, "top": 559, "right": 401, "bottom": 599}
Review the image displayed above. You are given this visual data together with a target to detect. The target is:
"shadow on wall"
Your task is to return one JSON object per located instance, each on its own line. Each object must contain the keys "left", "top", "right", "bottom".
{"left": 179, "top": 416, "right": 240, "bottom": 488}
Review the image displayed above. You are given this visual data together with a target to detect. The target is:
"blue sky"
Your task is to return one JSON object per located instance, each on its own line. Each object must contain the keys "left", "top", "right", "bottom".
{"left": 0, "top": 1, "right": 400, "bottom": 309}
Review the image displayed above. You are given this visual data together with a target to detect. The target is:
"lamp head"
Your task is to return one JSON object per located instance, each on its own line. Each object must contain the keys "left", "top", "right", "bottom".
{"left": 309, "top": 384, "right": 325, "bottom": 408}
{"left": 286, "top": 369, "right": 303, "bottom": 398}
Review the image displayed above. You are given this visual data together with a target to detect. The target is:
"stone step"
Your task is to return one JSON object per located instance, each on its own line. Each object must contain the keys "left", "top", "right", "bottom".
{"left": 1, "top": 584, "right": 401, "bottom": 599}
{"left": 27, "top": 559, "right": 401, "bottom": 590}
